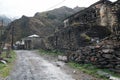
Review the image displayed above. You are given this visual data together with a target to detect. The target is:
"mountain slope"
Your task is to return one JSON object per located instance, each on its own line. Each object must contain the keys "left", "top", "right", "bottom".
{"left": 34, "top": 6, "right": 83, "bottom": 20}
{"left": 6, "top": 6, "right": 85, "bottom": 41}
{"left": 34, "top": 6, "right": 85, "bottom": 29}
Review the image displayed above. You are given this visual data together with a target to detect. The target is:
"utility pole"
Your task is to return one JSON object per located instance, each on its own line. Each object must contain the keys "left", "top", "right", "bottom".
{"left": 0, "top": 20, "right": 3, "bottom": 38}
{"left": 11, "top": 26, "right": 14, "bottom": 49}
{"left": 0, "top": 19, "right": 3, "bottom": 49}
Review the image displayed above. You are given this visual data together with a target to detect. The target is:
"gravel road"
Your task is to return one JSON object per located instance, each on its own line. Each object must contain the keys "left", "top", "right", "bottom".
{"left": 6, "top": 50, "right": 102, "bottom": 80}
{"left": 7, "top": 50, "right": 75, "bottom": 80}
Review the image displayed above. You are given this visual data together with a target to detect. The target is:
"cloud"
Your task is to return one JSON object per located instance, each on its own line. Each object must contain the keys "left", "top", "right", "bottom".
{"left": 0, "top": 0, "right": 117, "bottom": 17}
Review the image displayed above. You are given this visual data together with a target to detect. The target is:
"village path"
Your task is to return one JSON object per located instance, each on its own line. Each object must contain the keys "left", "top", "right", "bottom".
{"left": 6, "top": 50, "right": 101, "bottom": 80}
{"left": 7, "top": 50, "right": 75, "bottom": 80}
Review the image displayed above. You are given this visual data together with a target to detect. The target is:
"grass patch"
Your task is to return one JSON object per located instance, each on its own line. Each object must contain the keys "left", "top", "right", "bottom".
{"left": 68, "top": 62, "right": 120, "bottom": 80}
{"left": 0, "top": 51, "right": 16, "bottom": 78}
{"left": 39, "top": 49, "right": 64, "bottom": 56}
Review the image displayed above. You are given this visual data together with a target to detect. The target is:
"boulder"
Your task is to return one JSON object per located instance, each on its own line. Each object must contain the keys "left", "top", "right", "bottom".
{"left": 0, "top": 60, "right": 7, "bottom": 64}
{"left": 102, "top": 49, "right": 114, "bottom": 53}
{"left": 58, "top": 55, "right": 67, "bottom": 62}
{"left": 102, "top": 54, "right": 114, "bottom": 59}
{"left": 109, "top": 76, "right": 120, "bottom": 80}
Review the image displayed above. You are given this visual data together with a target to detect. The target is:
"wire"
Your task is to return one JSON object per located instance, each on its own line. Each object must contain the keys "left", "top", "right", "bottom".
{"left": 47, "top": 0, "right": 66, "bottom": 10}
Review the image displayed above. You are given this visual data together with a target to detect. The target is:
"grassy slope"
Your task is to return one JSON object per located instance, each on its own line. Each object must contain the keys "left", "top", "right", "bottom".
{"left": 39, "top": 49, "right": 64, "bottom": 56}
{"left": 0, "top": 51, "right": 16, "bottom": 78}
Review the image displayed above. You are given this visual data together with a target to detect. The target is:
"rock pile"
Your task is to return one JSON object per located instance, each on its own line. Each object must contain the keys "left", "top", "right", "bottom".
{"left": 67, "top": 35, "right": 120, "bottom": 73}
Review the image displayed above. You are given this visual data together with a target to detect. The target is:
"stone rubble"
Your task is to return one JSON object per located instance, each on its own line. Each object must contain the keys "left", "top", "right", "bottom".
{"left": 67, "top": 35, "right": 120, "bottom": 73}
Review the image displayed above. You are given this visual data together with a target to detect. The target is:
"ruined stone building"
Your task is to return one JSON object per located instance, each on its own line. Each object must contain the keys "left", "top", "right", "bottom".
{"left": 64, "top": 0, "right": 120, "bottom": 34}
{"left": 44, "top": 0, "right": 120, "bottom": 51}
{"left": 42, "top": 0, "right": 120, "bottom": 73}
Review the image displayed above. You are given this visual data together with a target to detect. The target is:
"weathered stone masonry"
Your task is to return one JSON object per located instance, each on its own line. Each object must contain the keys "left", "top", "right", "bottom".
{"left": 64, "top": 0, "right": 120, "bottom": 34}
{"left": 67, "top": 35, "right": 120, "bottom": 73}
{"left": 43, "top": 0, "right": 120, "bottom": 73}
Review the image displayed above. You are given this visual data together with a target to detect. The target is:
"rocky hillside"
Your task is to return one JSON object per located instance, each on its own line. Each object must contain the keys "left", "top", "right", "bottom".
{"left": 6, "top": 6, "right": 85, "bottom": 41}
{"left": 34, "top": 6, "right": 85, "bottom": 21}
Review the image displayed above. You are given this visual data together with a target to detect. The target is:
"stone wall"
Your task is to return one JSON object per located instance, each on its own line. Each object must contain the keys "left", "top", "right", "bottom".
{"left": 67, "top": 35, "right": 120, "bottom": 73}
{"left": 43, "top": 25, "right": 110, "bottom": 51}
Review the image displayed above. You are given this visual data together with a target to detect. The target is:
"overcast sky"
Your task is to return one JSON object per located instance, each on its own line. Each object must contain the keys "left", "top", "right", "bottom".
{"left": 0, "top": 0, "right": 117, "bottom": 18}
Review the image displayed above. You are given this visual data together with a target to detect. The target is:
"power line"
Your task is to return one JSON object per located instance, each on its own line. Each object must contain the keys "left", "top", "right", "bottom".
{"left": 47, "top": 0, "right": 66, "bottom": 10}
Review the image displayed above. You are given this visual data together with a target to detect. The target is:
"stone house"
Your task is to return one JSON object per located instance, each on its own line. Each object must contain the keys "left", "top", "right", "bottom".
{"left": 21, "top": 34, "right": 45, "bottom": 49}
{"left": 64, "top": 0, "right": 120, "bottom": 34}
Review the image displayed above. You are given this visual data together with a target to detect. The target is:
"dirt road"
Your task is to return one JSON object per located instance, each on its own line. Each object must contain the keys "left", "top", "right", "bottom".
{"left": 7, "top": 50, "right": 75, "bottom": 80}
{"left": 7, "top": 50, "right": 101, "bottom": 80}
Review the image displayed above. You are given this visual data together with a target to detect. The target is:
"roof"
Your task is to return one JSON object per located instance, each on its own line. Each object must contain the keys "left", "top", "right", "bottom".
{"left": 28, "top": 34, "right": 39, "bottom": 38}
